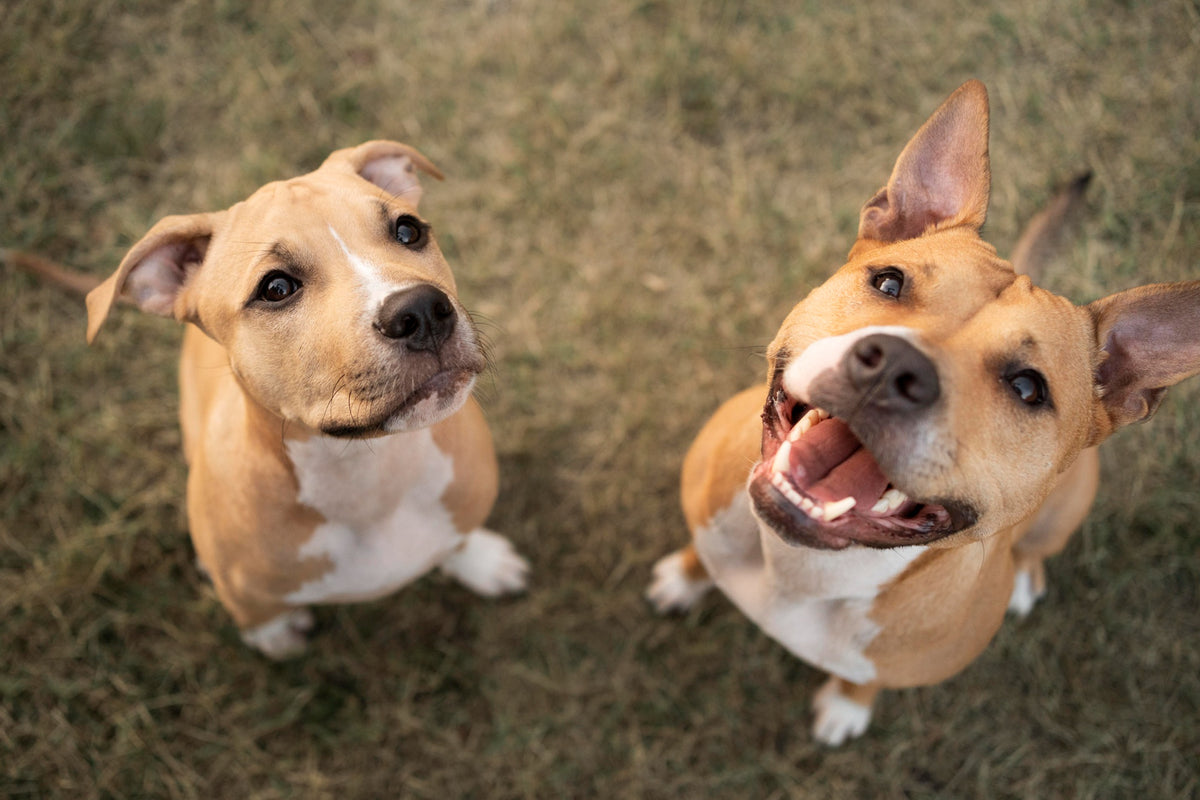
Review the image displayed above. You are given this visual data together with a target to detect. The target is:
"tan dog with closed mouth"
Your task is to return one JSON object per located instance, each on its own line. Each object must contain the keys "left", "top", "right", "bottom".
{"left": 647, "top": 81, "right": 1200, "bottom": 744}
{"left": 85, "top": 141, "right": 529, "bottom": 658}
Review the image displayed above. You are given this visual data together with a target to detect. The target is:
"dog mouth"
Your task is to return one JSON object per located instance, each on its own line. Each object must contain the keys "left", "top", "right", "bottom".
{"left": 750, "top": 369, "right": 974, "bottom": 550}
{"left": 320, "top": 367, "right": 477, "bottom": 438}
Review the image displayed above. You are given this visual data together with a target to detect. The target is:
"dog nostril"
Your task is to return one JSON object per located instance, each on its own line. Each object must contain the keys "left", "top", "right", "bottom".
{"left": 856, "top": 341, "right": 884, "bottom": 369}
{"left": 396, "top": 313, "right": 420, "bottom": 338}
{"left": 896, "top": 370, "right": 936, "bottom": 404}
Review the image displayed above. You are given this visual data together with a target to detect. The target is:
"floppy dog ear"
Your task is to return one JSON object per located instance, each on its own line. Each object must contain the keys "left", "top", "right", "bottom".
{"left": 324, "top": 140, "right": 444, "bottom": 208}
{"left": 86, "top": 213, "right": 218, "bottom": 343}
{"left": 1087, "top": 280, "right": 1200, "bottom": 437}
{"left": 858, "top": 80, "right": 991, "bottom": 244}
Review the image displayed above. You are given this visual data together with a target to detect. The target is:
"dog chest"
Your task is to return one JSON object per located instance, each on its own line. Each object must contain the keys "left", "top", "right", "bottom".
{"left": 282, "top": 430, "right": 463, "bottom": 604}
{"left": 694, "top": 493, "right": 925, "bottom": 684}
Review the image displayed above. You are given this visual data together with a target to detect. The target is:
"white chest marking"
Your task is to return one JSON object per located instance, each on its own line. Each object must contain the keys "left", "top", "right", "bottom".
{"left": 284, "top": 429, "right": 463, "bottom": 604}
{"left": 695, "top": 491, "right": 925, "bottom": 684}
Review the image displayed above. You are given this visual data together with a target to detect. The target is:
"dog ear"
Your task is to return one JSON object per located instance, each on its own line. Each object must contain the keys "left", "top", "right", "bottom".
{"left": 324, "top": 140, "right": 444, "bottom": 208}
{"left": 1087, "top": 280, "right": 1200, "bottom": 437}
{"left": 858, "top": 80, "right": 991, "bottom": 244}
{"left": 86, "top": 213, "right": 217, "bottom": 343}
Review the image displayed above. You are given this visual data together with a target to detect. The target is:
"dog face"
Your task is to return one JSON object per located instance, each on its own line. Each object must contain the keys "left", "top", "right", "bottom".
{"left": 749, "top": 81, "right": 1200, "bottom": 551}
{"left": 86, "top": 141, "right": 486, "bottom": 436}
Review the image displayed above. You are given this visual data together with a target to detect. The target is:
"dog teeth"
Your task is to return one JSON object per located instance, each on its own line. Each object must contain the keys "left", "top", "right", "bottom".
{"left": 772, "top": 439, "right": 793, "bottom": 475}
{"left": 770, "top": 473, "right": 856, "bottom": 522}
{"left": 821, "top": 497, "right": 856, "bottom": 521}
{"left": 870, "top": 488, "right": 909, "bottom": 514}
{"left": 770, "top": 471, "right": 805, "bottom": 508}
{"left": 787, "top": 408, "right": 828, "bottom": 443}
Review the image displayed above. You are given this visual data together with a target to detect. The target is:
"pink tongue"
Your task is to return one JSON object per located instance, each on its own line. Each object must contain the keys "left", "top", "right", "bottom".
{"left": 790, "top": 419, "right": 890, "bottom": 506}
{"left": 808, "top": 449, "right": 890, "bottom": 506}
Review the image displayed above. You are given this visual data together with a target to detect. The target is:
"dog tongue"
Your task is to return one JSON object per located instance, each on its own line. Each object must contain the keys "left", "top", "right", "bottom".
{"left": 792, "top": 419, "right": 890, "bottom": 507}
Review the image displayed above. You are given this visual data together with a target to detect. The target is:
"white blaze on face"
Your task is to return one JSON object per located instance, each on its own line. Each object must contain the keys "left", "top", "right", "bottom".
{"left": 327, "top": 224, "right": 420, "bottom": 313}
{"left": 781, "top": 325, "right": 920, "bottom": 403}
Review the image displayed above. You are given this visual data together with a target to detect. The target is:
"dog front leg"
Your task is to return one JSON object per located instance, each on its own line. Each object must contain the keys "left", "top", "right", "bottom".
{"left": 811, "top": 676, "right": 880, "bottom": 746}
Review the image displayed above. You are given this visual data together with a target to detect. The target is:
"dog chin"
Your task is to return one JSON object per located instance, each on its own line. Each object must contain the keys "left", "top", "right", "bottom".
{"left": 382, "top": 379, "right": 474, "bottom": 432}
{"left": 320, "top": 371, "right": 477, "bottom": 438}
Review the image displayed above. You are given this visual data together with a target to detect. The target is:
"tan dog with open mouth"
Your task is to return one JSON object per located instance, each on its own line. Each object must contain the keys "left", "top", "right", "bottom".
{"left": 647, "top": 81, "right": 1200, "bottom": 744}
{"left": 85, "top": 141, "right": 529, "bottom": 658}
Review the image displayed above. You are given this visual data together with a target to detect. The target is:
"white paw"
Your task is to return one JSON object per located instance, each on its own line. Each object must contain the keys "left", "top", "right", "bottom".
{"left": 646, "top": 550, "right": 713, "bottom": 614}
{"left": 440, "top": 529, "right": 529, "bottom": 597}
{"left": 241, "top": 608, "right": 314, "bottom": 660}
{"left": 811, "top": 678, "right": 873, "bottom": 746}
{"left": 1007, "top": 568, "right": 1044, "bottom": 617}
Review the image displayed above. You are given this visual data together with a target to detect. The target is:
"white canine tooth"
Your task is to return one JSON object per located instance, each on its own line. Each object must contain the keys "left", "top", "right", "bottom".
{"left": 789, "top": 408, "right": 826, "bottom": 442}
{"left": 773, "top": 439, "right": 793, "bottom": 475}
{"left": 822, "top": 497, "right": 856, "bottom": 521}
{"left": 870, "top": 488, "right": 909, "bottom": 514}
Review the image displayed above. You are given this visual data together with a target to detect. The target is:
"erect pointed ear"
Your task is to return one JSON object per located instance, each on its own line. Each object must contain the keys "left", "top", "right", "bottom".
{"left": 1087, "top": 280, "right": 1200, "bottom": 437}
{"left": 85, "top": 213, "right": 218, "bottom": 344}
{"left": 858, "top": 80, "right": 991, "bottom": 244}
{"left": 322, "top": 140, "right": 444, "bottom": 208}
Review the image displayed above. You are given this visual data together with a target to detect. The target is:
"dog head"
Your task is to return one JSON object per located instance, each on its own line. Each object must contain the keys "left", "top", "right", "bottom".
{"left": 86, "top": 141, "right": 487, "bottom": 437}
{"left": 751, "top": 81, "right": 1200, "bottom": 551}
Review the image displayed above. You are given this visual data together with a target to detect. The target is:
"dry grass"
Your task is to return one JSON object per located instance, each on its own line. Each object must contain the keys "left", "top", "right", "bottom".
{"left": 3, "top": 0, "right": 1199, "bottom": 797}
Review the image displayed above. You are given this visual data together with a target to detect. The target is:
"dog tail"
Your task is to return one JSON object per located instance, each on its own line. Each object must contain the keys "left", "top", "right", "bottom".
{"left": 1010, "top": 171, "right": 1092, "bottom": 281}
{"left": 2, "top": 249, "right": 103, "bottom": 296}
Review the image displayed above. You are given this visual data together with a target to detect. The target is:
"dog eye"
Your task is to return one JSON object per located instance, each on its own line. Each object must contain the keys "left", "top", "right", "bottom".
{"left": 395, "top": 216, "right": 423, "bottom": 246}
{"left": 1008, "top": 369, "right": 1048, "bottom": 406}
{"left": 255, "top": 271, "right": 301, "bottom": 303}
{"left": 871, "top": 268, "right": 904, "bottom": 298}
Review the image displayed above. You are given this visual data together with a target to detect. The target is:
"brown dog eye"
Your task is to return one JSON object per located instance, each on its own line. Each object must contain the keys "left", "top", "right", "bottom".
{"left": 1009, "top": 370, "right": 1048, "bottom": 406}
{"left": 871, "top": 268, "right": 904, "bottom": 298}
{"left": 395, "top": 216, "right": 423, "bottom": 246}
{"left": 256, "top": 271, "right": 301, "bottom": 303}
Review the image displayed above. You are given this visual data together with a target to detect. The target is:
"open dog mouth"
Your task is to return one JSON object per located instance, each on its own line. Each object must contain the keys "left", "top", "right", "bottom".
{"left": 320, "top": 368, "right": 476, "bottom": 438}
{"left": 749, "top": 369, "right": 974, "bottom": 549}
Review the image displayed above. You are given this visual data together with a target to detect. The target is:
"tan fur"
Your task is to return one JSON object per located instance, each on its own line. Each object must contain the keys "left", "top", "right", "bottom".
{"left": 650, "top": 80, "right": 1200, "bottom": 743}
{"left": 85, "top": 141, "right": 527, "bottom": 656}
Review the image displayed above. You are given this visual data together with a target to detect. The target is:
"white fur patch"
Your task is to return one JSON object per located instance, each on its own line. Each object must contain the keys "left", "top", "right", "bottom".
{"left": 241, "top": 608, "right": 314, "bottom": 660}
{"left": 694, "top": 491, "right": 925, "bottom": 684}
{"left": 811, "top": 677, "right": 873, "bottom": 746}
{"left": 439, "top": 529, "right": 529, "bottom": 596}
{"left": 284, "top": 430, "right": 465, "bottom": 604}
{"left": 327, "top": 224, "right": 419, "bottom": 311}
{"left": 782, "top": 325, "right": 920, "bottom": 404}
{"left": 1007, "top": 567, "right": 1043, "bottom": 617}
{"left": 646, "top": 550, "right": 715, "bottom": 613}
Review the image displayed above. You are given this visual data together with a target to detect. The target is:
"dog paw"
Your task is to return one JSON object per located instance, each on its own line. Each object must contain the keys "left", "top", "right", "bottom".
{"left": 440, "top": 529, "right": 530, "bottom": 597}
{"left": 1007, "top": 567, "right": 1045, "bottom": 617}
{"left": 241, "top": 608, "right": 314, "bottom": 660}
{"left": 811, "top": 678, "right": 873, "bottom": 746}
{"left": 646, "top": 550, "right": 713, "bottom": 614}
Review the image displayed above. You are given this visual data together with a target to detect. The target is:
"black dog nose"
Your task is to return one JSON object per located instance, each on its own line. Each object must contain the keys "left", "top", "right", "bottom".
{"left": 847, "top": 333, "right": 939, "bottom": 410}
{"left": 374, "top": 285, "right": 457, "bottom": 352}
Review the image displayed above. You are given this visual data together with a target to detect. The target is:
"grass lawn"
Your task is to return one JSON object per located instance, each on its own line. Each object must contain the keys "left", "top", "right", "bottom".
{"left": 3, "top": 1, "right": 1198, "bottom": 797}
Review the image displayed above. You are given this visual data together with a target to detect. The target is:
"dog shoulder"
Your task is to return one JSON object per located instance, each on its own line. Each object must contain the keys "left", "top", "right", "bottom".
{"left": 682, "top": 385, "right": 767, "bottom": 533}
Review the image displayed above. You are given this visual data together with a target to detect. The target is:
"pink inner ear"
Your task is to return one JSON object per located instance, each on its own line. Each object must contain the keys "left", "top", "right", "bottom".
{"left": 360, "top": 156, "right": 423, "bottom": 204}
{"left": 858, "top": 82, "right": 991, "bottom": 243}
{"left": 124, "top": 241, "right": 202, "bottom": 316}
